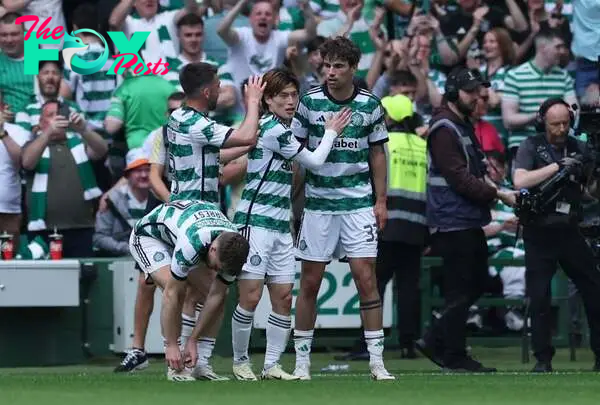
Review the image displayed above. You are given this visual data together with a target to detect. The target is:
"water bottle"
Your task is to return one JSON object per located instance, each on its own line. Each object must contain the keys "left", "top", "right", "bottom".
{"left": 320, "top": 364, "right": 350, "bottom": 372}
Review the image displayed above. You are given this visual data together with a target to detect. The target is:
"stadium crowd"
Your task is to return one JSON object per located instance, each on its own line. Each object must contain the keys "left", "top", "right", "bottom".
{"left": 0, "top": 0, "right": 598, "bottom": 376}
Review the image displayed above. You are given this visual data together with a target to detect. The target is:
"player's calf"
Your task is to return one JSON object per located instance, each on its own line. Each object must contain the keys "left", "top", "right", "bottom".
{"left": 232, "top": 278, "right": 263, "bottom": 370}
{"left": 293, "top": 261, "right": 326, "bottom": 372}
{"left": 264, "top": 283, "right": 293, "bottom": 371}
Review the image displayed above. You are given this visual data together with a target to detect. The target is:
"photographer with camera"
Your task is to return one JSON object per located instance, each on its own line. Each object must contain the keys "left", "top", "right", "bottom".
{"left": 513, "top": 98, "right": 600, "bottom": 373}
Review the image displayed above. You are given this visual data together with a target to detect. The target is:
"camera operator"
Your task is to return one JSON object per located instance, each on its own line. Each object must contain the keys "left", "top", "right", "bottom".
{"left": 417, "top": 67, "right": 517, "bottom": 373}
{"left": 513, "top": 98, "right": 600, "bottom": 373}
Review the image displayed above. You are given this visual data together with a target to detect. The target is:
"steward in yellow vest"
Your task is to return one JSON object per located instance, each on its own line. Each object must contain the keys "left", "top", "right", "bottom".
{"left": 377, "top": 94, "right": 429, "bottom": 357}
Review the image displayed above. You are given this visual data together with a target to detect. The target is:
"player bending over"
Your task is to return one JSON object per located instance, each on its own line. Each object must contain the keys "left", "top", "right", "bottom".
{"left": 129, "top": 200, "right": 249, "bottom": 381}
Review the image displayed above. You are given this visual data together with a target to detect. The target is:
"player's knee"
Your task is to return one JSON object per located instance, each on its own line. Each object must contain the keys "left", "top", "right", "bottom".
{"left": 240, "top": 286, "right": 262, "bottom": 310}
{"left": 355, "top": 269, "right": 378, "bottom": 299}
{"left": 300, "top": 274, "right": 322, "bottom": 299}
{"left": 272, "top": 288, "right": 293, "bottom": 313}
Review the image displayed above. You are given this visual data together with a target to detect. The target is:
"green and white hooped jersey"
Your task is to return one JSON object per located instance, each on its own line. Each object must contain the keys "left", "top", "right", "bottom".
{"left": 124, "top": 10, "right": 179, "bottom": 64}
{"left": 291, "top": 85, "right": 388, "bottom": 214}
{"left": 310, "top": 0, "right": 340, "bottom": 19}
{"left": 278, "top": 8, "right": 305, "bottom": 31}
{"left": 487, "top": 199, "right": 519, "bottom": 255}
{"left": 233, "top": 114, "right": 304, "bottom": 233}
{"left": 166, "top": 106, "right": 233, "bottom": 203}
{"left": 133, "top": 200, "right": 238, "bottom": 279}
{"left": 62, "top": 42, "right": 116, "bottom": 135}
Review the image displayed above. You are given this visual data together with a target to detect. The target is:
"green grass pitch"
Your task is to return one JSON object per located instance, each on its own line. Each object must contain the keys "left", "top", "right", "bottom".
{"left": 1, "top": 348, "right": 598, "bottom": 405}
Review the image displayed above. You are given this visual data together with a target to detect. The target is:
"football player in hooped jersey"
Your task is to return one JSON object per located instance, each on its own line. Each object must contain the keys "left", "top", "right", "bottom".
{"left": 167, "top": 62, "right": 266, "bottom": 204}
{"left": 226, "top": 68, "right": 351, "bottom": 381}
{"left": 129, "top": 201, "right": 250, "bottom": 381}
{"left": 290, "top": 37, "right": 394, "bottom": 380}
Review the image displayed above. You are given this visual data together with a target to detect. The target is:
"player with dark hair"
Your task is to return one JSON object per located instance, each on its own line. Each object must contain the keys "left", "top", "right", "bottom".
{"left": 229, "top": 67, "right": 351, "bottom": 381}
{"left": 129, "top": 200, "right": 250, "bottom": 381}
{"left": 291, "top": 37, "right": 394, "bottom": 380}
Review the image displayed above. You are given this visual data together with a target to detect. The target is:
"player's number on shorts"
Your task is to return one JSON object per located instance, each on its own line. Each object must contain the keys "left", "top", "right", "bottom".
{"left": 363, "top": 224, "right": 376, "bottom": 242}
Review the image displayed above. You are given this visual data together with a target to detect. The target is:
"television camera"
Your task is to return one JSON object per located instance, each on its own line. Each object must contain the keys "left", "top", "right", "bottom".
{"left": 514, "top": 105, "right": 600, "bottom": 224}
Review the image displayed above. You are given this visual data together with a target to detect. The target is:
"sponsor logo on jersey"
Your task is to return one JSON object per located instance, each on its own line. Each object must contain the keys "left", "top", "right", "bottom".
{"left": 333, "top": 138, "right": 359, "bottom": 149}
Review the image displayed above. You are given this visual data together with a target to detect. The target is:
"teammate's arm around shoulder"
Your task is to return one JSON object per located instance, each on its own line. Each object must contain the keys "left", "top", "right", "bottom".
{"left": 294, "top": 108, "right": 352, "bottom": 170}
{"left": 221, "top": 76, "right": 266, "bottom": 149}
{"left": 183, "top": 278, "right": 229, "bottom": 366}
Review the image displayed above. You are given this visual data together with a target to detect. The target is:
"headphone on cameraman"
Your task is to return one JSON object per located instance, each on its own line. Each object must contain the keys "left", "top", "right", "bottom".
{"left": 534, "top": 98, "right": 576, "bottom": 133}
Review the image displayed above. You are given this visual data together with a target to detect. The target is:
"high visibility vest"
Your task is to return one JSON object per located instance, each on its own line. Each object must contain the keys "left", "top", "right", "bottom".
{"left": 382, "top": 132, "right": 428, "bottom": 244}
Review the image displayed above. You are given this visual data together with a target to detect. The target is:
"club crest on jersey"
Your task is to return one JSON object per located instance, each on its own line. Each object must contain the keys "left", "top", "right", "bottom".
{"left": 351, "top": 112, "right": 363, "bottom": 126}
{"left": 250, "top": 254, "right": 262, "bottom": 266}
{"left": 153, "top": 251, "right": 165, "bottom": 262}
{"left": 298, "top": 240, "right": 307, "bottom": 251}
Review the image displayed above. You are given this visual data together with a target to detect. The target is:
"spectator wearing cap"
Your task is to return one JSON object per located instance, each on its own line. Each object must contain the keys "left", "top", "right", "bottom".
{"left": 21, "top": 99, "right": 108, "bottom": 258}
{"left": 418, "top": 66, "right": 516, "bottom": 372}
{"left": 93, "top": 148, "right": 150, "bottom": 257}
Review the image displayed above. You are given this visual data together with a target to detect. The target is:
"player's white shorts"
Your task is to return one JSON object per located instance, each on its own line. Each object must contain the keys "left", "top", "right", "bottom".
{"left": 239, "top": 226, "right": 295, "bottom": 284}
{"left": 295, "top": 209, "right": 378, "bottom": 262}
{"left": 129, "top": 233, "right": 172, "bottom": 275}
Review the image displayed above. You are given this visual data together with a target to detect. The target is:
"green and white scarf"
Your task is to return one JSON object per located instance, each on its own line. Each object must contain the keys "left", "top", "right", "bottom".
{"left": 28, "top": 133, "right": 102, "bottom": 231}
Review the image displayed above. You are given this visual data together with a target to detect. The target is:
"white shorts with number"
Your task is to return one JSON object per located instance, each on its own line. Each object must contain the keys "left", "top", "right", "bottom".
{"left": 239, "top": 226, "right": 295, "bottom": 284}
{"left": 295, "top": 209, "right": 378, "bottom": 262}
{"left": 129, "top": 233, "right": 172, "bottom": 275}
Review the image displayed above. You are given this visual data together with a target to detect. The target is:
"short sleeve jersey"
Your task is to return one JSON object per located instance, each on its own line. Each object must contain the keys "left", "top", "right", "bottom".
{"left": 291, "top": 85, "right": 388, "bottom": 214}
{"left": 166, "top": 106, "right": 233, "bottom": 203}
{"left": 134, "top": 200, "right": 238, "bottom": 279}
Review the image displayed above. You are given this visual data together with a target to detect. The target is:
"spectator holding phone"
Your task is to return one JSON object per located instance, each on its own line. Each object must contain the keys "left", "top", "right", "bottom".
{"left": 20, "top": 99, "right": 108, "bottom": 258}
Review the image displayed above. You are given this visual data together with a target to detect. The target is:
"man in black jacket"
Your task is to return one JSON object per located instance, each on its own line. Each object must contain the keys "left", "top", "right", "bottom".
{"left": 417, "top": 67, "right": 516, "bottom": 372}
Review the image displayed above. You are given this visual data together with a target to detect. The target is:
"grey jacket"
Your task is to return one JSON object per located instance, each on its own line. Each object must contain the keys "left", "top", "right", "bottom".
{"left": 93, "top": 186, "right": 137, "bottom": 256}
